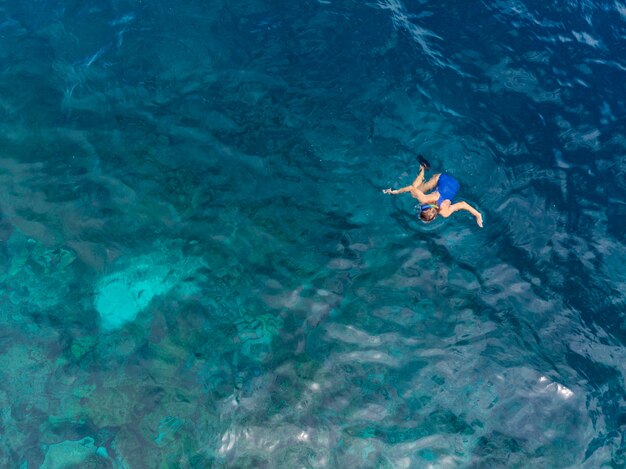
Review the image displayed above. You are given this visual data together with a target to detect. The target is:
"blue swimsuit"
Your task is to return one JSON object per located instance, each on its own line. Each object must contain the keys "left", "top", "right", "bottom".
{"left": 436, "top": 174, "right": 460, "bottom": 206}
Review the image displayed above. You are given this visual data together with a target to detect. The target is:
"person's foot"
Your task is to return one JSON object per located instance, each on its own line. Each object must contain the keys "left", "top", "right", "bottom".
{"left": 417, "top": 154, "right": 431, "bottom": 170}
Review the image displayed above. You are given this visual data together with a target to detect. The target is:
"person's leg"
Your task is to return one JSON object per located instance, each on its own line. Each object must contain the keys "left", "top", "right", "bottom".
{"left": 419, "top": 173, "right": 440, "bottom": 192}
{"left": 411, "top": 166, "right": 426, "bottom": 188}
{"left": 408, "top": 172, "right": 440, "bottom": 201}
{"left": 411, "top": 171, "right": 440, "bottom": 192}
{"left": 384, "top": 171, "right": 440, "bottom": 197}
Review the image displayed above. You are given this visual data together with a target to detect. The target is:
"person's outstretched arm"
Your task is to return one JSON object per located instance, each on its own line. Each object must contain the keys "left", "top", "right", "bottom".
{"left": 441, "top": 201, "right": 483, "bottom": 227}
{"left": 382, "top": 186, "right": 412, "bottom": 195}
{"left": 383, "top": 186, "right": 433, "bottom": 204}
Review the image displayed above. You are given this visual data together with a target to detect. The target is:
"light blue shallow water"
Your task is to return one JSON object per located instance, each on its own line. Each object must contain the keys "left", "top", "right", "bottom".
{"left": 1, "top": 0, "right": 626, "bottom": 467}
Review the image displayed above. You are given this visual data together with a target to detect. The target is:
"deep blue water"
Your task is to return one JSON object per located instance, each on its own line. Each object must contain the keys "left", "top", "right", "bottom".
{"left": 1, "top": 0, "right": 625, "bottom": 467}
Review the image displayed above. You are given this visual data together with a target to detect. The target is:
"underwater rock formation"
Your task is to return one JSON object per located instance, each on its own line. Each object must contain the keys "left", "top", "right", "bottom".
{"left": 94, "top": 248, "right": 205, "bottom": 331}
{"left": 40, "top": 437, "right": 107, "bottom": 469}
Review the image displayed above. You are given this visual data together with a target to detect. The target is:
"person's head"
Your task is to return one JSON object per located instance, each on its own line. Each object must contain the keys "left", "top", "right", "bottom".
{"left": 419, "top": 204, "right": 439, "bottom": 223}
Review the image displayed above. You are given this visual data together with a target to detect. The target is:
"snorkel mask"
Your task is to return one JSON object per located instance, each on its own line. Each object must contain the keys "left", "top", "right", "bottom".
{"left": 418, "top": 204, "right": 438, "bottom": 223}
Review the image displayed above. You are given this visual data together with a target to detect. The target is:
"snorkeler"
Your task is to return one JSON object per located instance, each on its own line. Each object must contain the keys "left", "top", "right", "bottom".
{"left": 383, "top": 155, "right": 483, "bottom": 227}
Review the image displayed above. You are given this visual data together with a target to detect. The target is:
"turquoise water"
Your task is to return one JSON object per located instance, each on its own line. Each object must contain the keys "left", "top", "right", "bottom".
{"left": 1, "top": 0, "right": 625, "bottom": 467}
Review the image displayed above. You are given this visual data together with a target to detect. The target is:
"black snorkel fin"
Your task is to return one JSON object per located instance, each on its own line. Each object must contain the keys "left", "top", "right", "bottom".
{"left": 417, "top": 154, "right": 431, "bottom": 170}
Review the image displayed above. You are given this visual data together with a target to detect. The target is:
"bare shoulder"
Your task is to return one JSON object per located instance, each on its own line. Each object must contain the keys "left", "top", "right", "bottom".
{"left": 439, "top": 200, "right": 466, "bottom": 217}
{"left": 438, "top": 199, "right": 454, "bottom": 217}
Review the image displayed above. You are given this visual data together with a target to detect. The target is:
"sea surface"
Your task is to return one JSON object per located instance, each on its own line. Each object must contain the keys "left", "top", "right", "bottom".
{"left": 0, "top": 0, "right": 625, "bottom": 467}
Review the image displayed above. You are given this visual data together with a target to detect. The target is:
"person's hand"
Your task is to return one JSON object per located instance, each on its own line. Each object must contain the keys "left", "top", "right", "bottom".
{"left": 382, "top": 188, "right": 392, "bottom": 194}
{"left": 476, "top": 213, "right": 483, "bottom": 228}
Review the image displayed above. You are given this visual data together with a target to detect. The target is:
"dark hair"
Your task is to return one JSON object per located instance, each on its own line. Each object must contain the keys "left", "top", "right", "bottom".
{"left": 419, "top": 206, "right": 438, "bottom": 223}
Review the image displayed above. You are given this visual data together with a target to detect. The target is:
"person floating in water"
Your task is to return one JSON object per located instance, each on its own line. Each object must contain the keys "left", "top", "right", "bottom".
{"left": 383, "top": 155, "right": 483, "bottom": 227}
